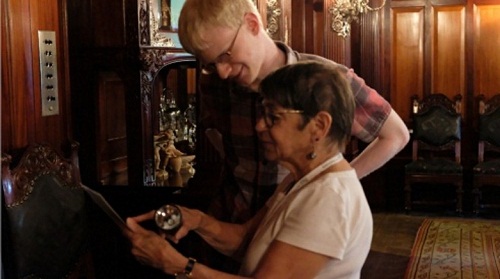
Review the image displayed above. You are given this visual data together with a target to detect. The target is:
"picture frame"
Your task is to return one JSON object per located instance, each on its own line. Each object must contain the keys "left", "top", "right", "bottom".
{"left": 139, "top": 0, "right": 186, "bottom": 48}
{"left": 138, "top": 0, "right": 288, "bottom": 48}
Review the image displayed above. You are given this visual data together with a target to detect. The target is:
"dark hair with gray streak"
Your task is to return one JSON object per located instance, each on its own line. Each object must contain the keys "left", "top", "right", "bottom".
{"left": 259, "top": 61, "right": 355, "bottom": 150}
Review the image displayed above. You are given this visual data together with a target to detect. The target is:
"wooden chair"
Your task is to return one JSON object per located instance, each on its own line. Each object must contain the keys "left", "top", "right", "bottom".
{"left": 1, "top": 142, "right": 95, "bottom": 279}
{"left": 404, "top": 93, "right": 463, "bottom": 213}
{"left": 473, "top": 94, "right": 500, "bottom": 214}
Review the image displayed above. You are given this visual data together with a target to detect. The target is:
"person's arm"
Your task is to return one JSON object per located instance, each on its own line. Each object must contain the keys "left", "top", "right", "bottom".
{"left": 350, "top": 109, "right": 410, "bottom": 179}
{"left": 186, "top": 240, "right": 330, "bottom": 279}
{"left": 342, "top": 67, "right": 410, "bottom": 179}
{"left": 174, "top": 205, "right": 267, "bottom": 256}
{"left": 253, "top": 240, "right": 331, "bottom": 279}
{"left": 125, "top": 216, "right": 248, "bottom": 278}
{"left": 125, "top": 204, "right": 267, "bottom": 257}
{"left": 124, "top": 207, "right": 269, "bottom": 278}
{"left": 126, "top": 216, "right": 325, "bottom": 279}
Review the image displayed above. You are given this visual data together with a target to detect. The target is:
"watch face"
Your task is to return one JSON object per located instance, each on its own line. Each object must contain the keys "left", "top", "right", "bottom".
{"left": 155, "top": 204, "right": 182, "bottom": 231}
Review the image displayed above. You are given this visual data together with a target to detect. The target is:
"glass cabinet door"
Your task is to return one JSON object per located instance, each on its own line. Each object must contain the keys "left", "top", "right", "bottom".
{"left": 152, "top": 60, "right": 198, "bottom": 187}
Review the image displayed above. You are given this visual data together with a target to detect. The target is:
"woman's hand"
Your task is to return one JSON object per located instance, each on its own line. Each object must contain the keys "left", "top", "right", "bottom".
{"left": 124, "top": 213, "right": 186, "bottom": 275}
{"left": 170, "top": 206, "right": 204, "bottom": 243}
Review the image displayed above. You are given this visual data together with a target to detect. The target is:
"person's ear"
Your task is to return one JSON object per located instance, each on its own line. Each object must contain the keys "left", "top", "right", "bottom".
{"left": 243, "top": 12, "right": 261, "bottom": 35}
{"left": 311, "top": 111, "right": 332, "bottom": 140}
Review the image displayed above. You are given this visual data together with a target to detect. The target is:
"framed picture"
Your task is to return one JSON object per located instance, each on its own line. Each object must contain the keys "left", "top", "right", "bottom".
{"left": 139, "top": 0, "right": 186, "bottom": 48}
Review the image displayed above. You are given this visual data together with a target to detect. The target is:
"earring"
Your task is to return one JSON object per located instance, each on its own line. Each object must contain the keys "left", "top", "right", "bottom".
{"left": 307, "top": 152, "right": 317, "bottom": 160}
{"left": 307, "top": 138, "right": 319, "bottom": 160}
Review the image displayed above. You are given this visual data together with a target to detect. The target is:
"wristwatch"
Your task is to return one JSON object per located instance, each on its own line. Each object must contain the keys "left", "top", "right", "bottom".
{"left": 175, "top": 257, "right": 196, "bottom": 278}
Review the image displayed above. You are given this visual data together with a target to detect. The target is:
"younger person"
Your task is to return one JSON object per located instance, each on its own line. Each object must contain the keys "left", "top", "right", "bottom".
{"left": 178, "top": 0, "right": 409, "bottom": 223}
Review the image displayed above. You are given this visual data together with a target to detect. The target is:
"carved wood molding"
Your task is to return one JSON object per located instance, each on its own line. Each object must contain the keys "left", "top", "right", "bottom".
{"left": 412, "top": 93, "right": 462, "bottom": 115}
{"left": 266, "top": 0, "right": 282, "bottom": 40}
{"left": 139, "top": 49, "right": 195, "bottom": 111}
{"left": 139, "top": 48, "right": 195, "bottom": 185}
{"left": 2, "top": 143, "right": 80, "bottom": 207}
{"left": 140, "top": 49, "right": 183, "bottom": 73}
{"left": 139, "top": 0, "right": 151, "bottom": 45}
{"left": 139, "top": 49, "right": 194, "bottom": 102}
{"left": 479, "top": 94, "right": 500, "bottom": 115}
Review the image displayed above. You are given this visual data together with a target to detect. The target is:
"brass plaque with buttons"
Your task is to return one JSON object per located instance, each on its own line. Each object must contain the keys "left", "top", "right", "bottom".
{"left": 38, "top": 30, "right": 59, "bottom": 116}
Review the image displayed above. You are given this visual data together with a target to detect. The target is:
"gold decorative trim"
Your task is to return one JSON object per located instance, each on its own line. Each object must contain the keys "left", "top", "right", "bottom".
{"left": 139, "top": 0, "right": 150, "bottom": 45}
{"left": 329, "top": 0, "right": 386, "bottom": 38}
{"left": 266, "top": 0, "right": 282, "bottom": 40}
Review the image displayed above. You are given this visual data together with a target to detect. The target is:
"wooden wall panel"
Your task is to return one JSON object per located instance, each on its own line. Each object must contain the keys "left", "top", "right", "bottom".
{"left": 385, "top": 0, "right": 499, "bottom": 125}
{"left": 1, "top": 0, "right": 13, "bottom": 149}
{"left": 2, "top": 0, "right": 72, "bottom": 155}
{"left": 66, "top": 0, "right": 141, "bottom": 186}
{"left": 323, "top": 0, "right": 350, "bottom": 66}
{"left": 473, "top": 4, "right": 500, "bottom": 99}
{"left": 93, "top": 0, "right": 126, "bottom": 47}
{"left": 98, "top": 72, "right": 128, "bottom": 185}
{"left": 291, "top": 0, "right": 326, "bottom": 55}
{"left": 431, "top": 6, "right": 466, "bottom": 116}
{"left": 2, "top": 0, "right": 35, "bottom": 151}
{"left": 357, "top": 0, "right": 385, "bottom": 95}
{"left": 31, "top": 0, "right": 69, "bottom": 147}
{"left": 290, "top": 0, "right": 307, "bottom": 52}
{"left": 390, "top": 7, "right": 425, "bottom": 123}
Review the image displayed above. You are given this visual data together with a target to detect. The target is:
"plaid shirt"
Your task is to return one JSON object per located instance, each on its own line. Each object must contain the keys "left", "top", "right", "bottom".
{"left": 200, "top": 42, "right": 391, "bottom": 222}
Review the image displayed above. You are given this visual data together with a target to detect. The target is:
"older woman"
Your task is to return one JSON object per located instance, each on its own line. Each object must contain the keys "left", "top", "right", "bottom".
{"left": 125, "top": 61, "right": 373, "bottom": 279}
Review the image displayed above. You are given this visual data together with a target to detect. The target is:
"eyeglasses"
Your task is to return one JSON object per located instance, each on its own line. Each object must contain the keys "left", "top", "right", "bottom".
{"left": 262, "top": 109, "right": 304, "bottom": 128}
{"left": 201, "top": 24, "right": 242, "bottom": 75}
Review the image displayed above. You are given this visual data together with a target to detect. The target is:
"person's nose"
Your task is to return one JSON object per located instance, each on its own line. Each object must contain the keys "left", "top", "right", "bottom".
{"left": 216, "top": 63, "right": 233, "bottom": 80}
{"left": 255, "top": 116, "right": 267, "bottom": 132}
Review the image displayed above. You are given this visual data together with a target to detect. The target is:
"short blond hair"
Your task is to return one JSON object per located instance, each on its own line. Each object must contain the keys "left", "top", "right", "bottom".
{"left": 178, "top": 0, "right": 261, "bottom": 56}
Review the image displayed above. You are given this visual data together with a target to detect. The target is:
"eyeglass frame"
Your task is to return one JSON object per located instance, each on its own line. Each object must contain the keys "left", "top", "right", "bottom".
{"left": 201, "top": 23, "right": 243, "bottom": 75}
{"left": 261, "top": 109, "right": 304, "bottom": 128}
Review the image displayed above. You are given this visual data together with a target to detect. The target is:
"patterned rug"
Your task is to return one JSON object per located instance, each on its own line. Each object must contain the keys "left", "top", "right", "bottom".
{"left": 405, "top": 218, "right": 500, "bottom": 278}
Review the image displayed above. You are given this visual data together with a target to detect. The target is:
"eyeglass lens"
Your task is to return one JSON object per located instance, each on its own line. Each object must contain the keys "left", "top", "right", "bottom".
{"left": 201, "top": 24, "right": 242, "bottom": 74}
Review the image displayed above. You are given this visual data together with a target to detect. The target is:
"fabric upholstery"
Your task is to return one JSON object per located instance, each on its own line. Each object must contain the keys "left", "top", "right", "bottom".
{"left": 5, "top": 173, "right": 89, "bottom": 279}
{"left": 413, "top": 106, "right": 461, "bottom": 146}
{"left": 405, "top": 158, "right": 463, "bottom": 174}
{"left": 479, "top": 108, "right": 500, "bottom": 147}
{"left": 473, "top": 159, "right": 500, "bottom": 174}
{"left": 474, "top": 102, "right": 500, "bottom": 175}
{"left": 2, "top": 142, "right": 93, "bottom": 279}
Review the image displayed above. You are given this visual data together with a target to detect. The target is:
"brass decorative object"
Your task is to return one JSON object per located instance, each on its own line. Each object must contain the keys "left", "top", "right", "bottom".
{"left": 329, "top": 0, "right": 386, "bottom": 37}
{"left": 266, "top": 0, "right": 282, "bottom": 40}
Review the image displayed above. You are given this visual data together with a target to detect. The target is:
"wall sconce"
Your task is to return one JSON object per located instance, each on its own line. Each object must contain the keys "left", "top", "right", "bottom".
{"left": 329, "top": 0, "right": 386, "bottom": 37}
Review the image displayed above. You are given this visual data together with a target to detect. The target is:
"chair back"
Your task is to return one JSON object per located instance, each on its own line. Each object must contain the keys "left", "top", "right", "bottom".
{"left": 2, "top": 142, "right": 92, "bottom": 279}
{"left": 473, "top": 94, "right": 500, "bottom": 214}
{"left": 478, "top": 94, "right": 500, "bottom": 162}
{"left": 410, "top": 93, "right": 462, "bottom": 163}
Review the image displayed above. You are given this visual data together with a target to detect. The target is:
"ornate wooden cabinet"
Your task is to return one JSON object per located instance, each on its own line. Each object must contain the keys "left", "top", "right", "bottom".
{"left": 138, "top": 49, "right": 198, "bottom": 186}
{"left": 138, "top": 0, "right": 200, "bottom": 186}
